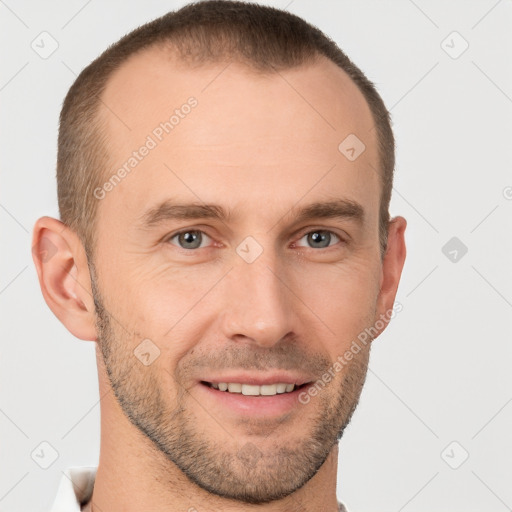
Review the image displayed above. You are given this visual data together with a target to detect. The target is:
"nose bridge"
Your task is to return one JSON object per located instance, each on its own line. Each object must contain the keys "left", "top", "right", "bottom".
{"left": 221, "top": 245, "right": 294, "bottom": 346}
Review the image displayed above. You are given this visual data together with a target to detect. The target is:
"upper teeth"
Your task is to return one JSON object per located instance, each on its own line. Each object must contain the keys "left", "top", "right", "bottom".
{"left": 209, "top": 382, "right": 296, "bottom": 395}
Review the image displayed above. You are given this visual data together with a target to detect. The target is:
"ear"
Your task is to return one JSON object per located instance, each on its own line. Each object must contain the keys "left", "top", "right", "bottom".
{"left": 374, "top": 216, "right": 407, "bottom": 337}
{"left": 31, "top": 216, "right": 98, "bottom": 341}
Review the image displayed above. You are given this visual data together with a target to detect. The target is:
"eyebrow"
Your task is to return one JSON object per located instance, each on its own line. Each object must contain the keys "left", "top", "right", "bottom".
{"left": 138, "top": 198, "right": 365, "bottom": 229}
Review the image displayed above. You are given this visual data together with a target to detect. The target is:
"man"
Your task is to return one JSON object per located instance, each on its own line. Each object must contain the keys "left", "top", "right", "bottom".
{"left": 32, "top": 1, "right": 406, "bottom": 511}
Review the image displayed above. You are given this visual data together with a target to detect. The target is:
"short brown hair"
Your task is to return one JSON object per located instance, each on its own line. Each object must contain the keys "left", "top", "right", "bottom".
{"left": 57, "top": 0, "right": 395, "bottom": 258}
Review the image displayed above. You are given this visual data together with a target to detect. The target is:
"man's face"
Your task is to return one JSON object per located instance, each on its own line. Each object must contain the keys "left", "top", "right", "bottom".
{"left": 91, "top": 48, "right": 385, "bottom": 503}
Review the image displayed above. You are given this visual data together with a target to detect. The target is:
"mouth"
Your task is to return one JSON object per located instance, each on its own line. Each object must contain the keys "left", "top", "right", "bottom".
{"left": 195, "top": 372, "right": 316, "bottom": 417}
{"left": 196, "top": 379, "right": 314, "bottom": 417}
{"left": 200, "top": 380, "right": 312, "bottom": 396}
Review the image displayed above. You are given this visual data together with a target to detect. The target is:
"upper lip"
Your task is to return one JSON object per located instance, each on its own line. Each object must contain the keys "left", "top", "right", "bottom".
{"left": 199, "top": 372, "right": 314, "bottom": 387}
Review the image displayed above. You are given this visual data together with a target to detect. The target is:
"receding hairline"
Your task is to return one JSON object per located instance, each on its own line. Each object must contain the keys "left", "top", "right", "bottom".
{"left": 57, "top": 0, "right": 395, "bottom": 259}
{"left": 95, "top": 44, "right": 378, "bottom": 175}
{"left": 87, "top": 47, "right": 383, "bottom": 260}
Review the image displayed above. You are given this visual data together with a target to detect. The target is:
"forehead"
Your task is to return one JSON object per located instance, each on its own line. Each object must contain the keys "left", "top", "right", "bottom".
{"left": 97, "top": 46, "right": 380, "bottom": 227}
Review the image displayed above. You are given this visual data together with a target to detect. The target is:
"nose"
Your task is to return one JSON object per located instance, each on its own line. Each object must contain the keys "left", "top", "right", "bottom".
{"left": 219, "top": 249, "right": 296, "bottom": 348}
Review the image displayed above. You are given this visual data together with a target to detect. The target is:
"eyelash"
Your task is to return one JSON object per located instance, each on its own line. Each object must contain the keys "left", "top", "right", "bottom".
{"left": 164, "top": 228, "right": 347, "bottom": 252}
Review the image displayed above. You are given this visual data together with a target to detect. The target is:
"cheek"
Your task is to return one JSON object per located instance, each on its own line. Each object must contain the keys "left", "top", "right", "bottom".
{"left": 105, "top": 263, "right": 217, "bottom": 361}
{"left": 294, "top": 258, "right": 380, "bottom": 339}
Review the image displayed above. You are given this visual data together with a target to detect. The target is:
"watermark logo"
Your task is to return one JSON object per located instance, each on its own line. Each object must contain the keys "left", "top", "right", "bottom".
{"left": 440, "top": 440, "right": 469, "bottom": 469}
{"left": 442, "top": 236, "right": 468, "bottom": 263}
{"left": 237, "top": 442, "right": 263, "bottom": 469}
{"left": 338, "top": 134, "right": 366, "bottom": 161}
{"left": 236, "top": 236, "right": 264, "bottom": 264}
{"left": 134, "top": 338, "right": 161, "bottom": 366}
{"left": 441, "top": 31, "right": 469, "bottom": 60}
{"left": 31, "top": 31, "right": 59, "bottom": 59}
{"left": 298, "top": 302, "right": 403, "bottom": 405}
{"left": 31, "top": 441, "right": 59, "bottom": 469}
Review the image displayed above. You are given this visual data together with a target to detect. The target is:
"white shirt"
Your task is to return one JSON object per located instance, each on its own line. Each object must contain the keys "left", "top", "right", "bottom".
{"left": 50, "top": 466, "right": 348, "bottom": 511}
{"left": 50, "top": 467, "right": 96, "bottom": 512}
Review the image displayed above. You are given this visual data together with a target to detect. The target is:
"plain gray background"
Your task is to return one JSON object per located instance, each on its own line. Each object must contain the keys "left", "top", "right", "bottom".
{"left": 1, "top": 1, "right": 511, "bottom": 511}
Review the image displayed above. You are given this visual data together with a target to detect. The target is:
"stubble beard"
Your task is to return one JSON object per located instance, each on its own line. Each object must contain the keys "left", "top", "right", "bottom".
{"left": 89, "top": 264, "right": 371, "bottom": 505}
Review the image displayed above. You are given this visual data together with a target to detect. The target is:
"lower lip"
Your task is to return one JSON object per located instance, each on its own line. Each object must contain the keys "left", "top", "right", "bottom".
{"left": 196, "top": 382, "right": 310, "bottom": 417}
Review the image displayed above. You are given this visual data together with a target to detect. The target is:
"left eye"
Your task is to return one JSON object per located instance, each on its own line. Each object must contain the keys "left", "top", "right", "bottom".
{"left": 168, "top": 230, "right": 212, "bottom": 250}
{"left": 295, "top": 230, "right": 341, "bottom": 249}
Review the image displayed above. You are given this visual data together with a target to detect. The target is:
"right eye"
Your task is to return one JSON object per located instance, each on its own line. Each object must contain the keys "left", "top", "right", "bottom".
{"left": 166, "top": 229, "right": 214, "bottom": 250}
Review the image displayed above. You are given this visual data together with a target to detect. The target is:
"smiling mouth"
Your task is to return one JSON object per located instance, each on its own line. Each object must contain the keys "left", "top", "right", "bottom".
{"left": 200, "top": 381, "right": 311, "bottom": 396}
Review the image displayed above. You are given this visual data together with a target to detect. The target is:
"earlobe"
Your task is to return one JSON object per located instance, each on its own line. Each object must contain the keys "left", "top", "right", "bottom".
{"left": 31, "top": 216, "right": 98, "bottom": 341}
{"left": 374, "top": 216, "right": 407, "bottom": 336}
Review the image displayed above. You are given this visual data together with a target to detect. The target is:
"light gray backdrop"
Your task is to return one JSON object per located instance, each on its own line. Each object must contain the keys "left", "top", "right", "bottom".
{"left": 1, "top": 1, "right": 511, "bottom": 511}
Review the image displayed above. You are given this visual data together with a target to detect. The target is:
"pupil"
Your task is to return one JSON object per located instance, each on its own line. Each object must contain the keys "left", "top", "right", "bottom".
{"left": 309, "top": 231, "right": 329, "bottom": 248}
{"left": 180, "top": 231, "right": 201, "bottom": 249}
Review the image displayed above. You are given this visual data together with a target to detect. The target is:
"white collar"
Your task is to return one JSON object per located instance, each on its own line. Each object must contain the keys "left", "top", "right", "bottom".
{"left": 50, "top": 467, "right": 96, "bottom": 512}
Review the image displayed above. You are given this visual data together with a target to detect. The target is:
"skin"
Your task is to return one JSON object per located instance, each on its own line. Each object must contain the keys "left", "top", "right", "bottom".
{"left": 32, "top": 47, "right": 406, "bottom": 512}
